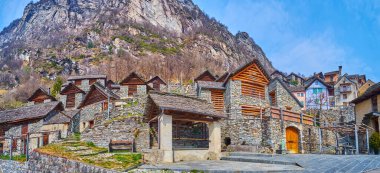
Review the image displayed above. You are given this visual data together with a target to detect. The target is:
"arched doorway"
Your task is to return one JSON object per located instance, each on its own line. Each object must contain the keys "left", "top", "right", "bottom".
{"left": 286, "top": 127, "right": 299, "bottom": 154}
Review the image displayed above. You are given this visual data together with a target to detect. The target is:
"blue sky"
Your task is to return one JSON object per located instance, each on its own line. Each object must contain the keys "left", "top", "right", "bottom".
{"left": 0, "top": 0, "right": 379, "bottom": 82}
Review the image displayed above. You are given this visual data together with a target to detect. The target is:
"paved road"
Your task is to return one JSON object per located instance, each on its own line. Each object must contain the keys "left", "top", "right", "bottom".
{"left": 139, "top": 153, "right": 380, "bottom": 173}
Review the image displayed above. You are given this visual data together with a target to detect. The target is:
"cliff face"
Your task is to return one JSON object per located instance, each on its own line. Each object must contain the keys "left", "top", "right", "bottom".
{"left": 0, "top": 0, "right": 274, "bottom": 85}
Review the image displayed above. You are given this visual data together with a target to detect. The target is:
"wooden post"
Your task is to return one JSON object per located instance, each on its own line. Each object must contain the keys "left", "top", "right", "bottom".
{"left": 26, "top": 133, "right": 29, "bottom": 161}
{"left": 366, "top": 128, "right": 370, "bottom": 155}
{"left": 318, "top": 128, "right": 322, "bottom": 153}
{"left": 355, "top": 125, "right": 359, "bottom": 155}
{"left": 10, "top": 136, "right": 13, "bottom": 160}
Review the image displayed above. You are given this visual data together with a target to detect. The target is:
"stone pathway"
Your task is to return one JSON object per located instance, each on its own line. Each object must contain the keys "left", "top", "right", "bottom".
{"left": 139, "top": 153, "right": 380, "bottom": 173}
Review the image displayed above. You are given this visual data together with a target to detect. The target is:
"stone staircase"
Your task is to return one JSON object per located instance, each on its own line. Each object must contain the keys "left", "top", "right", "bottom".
{"left": 221, "top": 152, "right": 301, "bottom": 167}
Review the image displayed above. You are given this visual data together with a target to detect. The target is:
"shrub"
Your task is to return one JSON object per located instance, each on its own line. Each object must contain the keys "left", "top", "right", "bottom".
{"left": 370, "top": 132, "right": 380, "bottom": 154}
{"left": 87, "top": 41, "right": 95, "bottom": 48}
{"left": 51, "top": 77, "right": 63, "bottom": 97}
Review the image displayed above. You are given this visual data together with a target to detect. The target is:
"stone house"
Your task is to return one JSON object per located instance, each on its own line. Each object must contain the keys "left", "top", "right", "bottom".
{"left": 334, "top": 74, "right": 359, "bottom": 107}
{"left": 193, "top": 60, "right": 335, "bottom": 154}
{"left": 67, "top": 75, "right": 107, "bottom": 92}
{"left": 27, "top": 88, "right": 56, "bottom": 105}
{"left": 59, "top": 83, "right": 85, "bottom": 109}
{"left": 42, "top": 109, "right": 80, "bottom": 139}
{"left": 119, "top": 72, "right": 148, "bottom": 98}
{"left": 194, "top": 70, "right": 216, "bottom": 82}
{"left": 348, "top": 74, "right": 367, "bottom": 87}
{"left": 351, "top": 82, "right": 380, "bottom": 134}
{"left": 270, "top": 70, "right": 288, "bottom": 82}
{"left": 145, "top": 91, "right": 226, "bottom": 163}
{"left": 268, "top": 78, "right": 303, "bottom": 112}
{"left": 0, "top": 101, "right": 64, "bottom": 155}
{"left": 147, "top": 76, "right": 167, "bottom": 91}
{"left": 78, "top": 82, "right": 120, "bottom": 132}
{"left": 289, "top": 85, "right": 306, "bottom": 110}
{"left": 286, "top": 73, "right": 305, "bottom": 86}
{"left": 359, "top": 80, "right": 375, "bottom": 96}
{"left": 304, "top": 76, "right": 331, "bottom": 110}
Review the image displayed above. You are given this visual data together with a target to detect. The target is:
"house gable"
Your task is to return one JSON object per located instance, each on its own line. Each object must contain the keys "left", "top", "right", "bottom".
{"left": 28, "top": 88, "right": 56, "bottom": 103}
{"left": 78, "top": 83, "right": 120, "bottom": 108}
{"left": 120, "top": 72, "right": 146, "bottom": 85}
{"left": 230, "top": 60, "right": 270, "bottom": 98}
{"left": 195, "top": 70, "right": 216, "bottom": 82}
{"left": 60, "top": 83, "right": 85, "bottom": 95}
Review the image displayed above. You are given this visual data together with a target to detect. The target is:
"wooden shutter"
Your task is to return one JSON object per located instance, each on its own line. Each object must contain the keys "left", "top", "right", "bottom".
{"left": 66, "top": 94, "right": 75, "bottom": 108}
{"left": 43, "top": 134, "right": 49, "bottom": 146}
{"left": 128, "top": 85, "right": 137, "bottom": 96}
{"left": 12, "top": 139, "right": 17, "bottom": 151}
{"left": 241, "top": 105, "right": 261, "bottom": 117}
{"left": 211, "top": 89, "right": 224, "bottom": 112}
{"left": 232, "top": 63, "right": 268, "bottom": 99}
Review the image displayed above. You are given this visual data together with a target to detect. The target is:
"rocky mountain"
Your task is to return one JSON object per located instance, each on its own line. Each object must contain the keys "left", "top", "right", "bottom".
{"left": 0, "top": 0, "right": 274, "bottom": 86}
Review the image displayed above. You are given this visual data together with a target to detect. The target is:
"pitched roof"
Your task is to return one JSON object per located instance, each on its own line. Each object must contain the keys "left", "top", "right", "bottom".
{"left": 216, "top": 72, "right": 230, "bottom": 82}
{"left": 148, "top": 91, "right": 226, "bottom": 119}
{"left": 27, "top": 88, "right": 57, "bottom": 102}
{"left": 271, "top": 70, "right": 287, "bottom": 78}
{"left": 304, "top": 76, "right": 331, "bottom": 89}
{"left": 324, "top": 71, "right": 340, "bottom": 76}
{"left": 287, "top": 72, "right": 305, "bottom": 81}
{"left": 60, "top": 83, "right": 85, "bottom": 95}
{"left": 224, "top": 59, "right": 270, "bottom": 85}
{"left": 271, "top": 78, "right": 304, "bottom": 107}
{"left": 147, "top": 76, "right": 167, "bottom": 85}
{"left": 119, "top": 72, "right": 146, "bottom": 85}
{"left": 351, "top": 82, "right": 380, "bottom": 104}
{"left": 288, "top": 85, "right": 305, "bottom": 92}
{"left": 78, "top": 82, "right": 120, "bottom": 108}
{"left": 194, "top": 70, "right": 216, "bottom": 81}
{"left": 67, "top": 75, "right": 107, "bottom": 81}
{"left": 0, "top": 101, "right": 63, "bottom": 124}
{"left": 197, "top": 81, "right": 225, "bottom": 90}
{"left": 43, "top": 109, "right": 80, "bottom": 125}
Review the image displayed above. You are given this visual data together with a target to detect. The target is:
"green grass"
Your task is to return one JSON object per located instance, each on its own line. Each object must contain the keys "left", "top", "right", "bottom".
{"left": 36, "top": 133, "right": 141, "bottom": 171}
{"left": 0, "top": 154, "right": 27, "bottom": 162}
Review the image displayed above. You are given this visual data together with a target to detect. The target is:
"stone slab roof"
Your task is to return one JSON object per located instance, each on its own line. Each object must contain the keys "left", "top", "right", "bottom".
{"left": 197, "top": 81, "right": 225, "bottom": 90}
{"left": 288, "top": 85, "right": 305, "bottom": 92}
{"left": 68, "top": 75, "right": 107, "bottom": 80}
{"left": 0, "top": 101, "right": 63, "bottom": 124}
{"left": 44, "top": 109, "right": 80, "bottom": 125}
{"left": 148, "top": 91, "right": 226, "bottom": 119}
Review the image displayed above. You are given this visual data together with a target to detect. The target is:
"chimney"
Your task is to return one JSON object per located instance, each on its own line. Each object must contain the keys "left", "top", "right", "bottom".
{"left": 338, "top": 66, "right": 342, "bottom": 76}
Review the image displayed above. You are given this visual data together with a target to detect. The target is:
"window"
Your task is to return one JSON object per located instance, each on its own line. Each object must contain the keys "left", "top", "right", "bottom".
{"left": 372, "top": 96, "right": 378, "bottom": 112}
{"left": 343, "top": 94, "right": 347, "bottom": 99}
{"left": 66, "top": 94, "right": 75, "bottom": 108}
{"left": 89, "top": 120, "right": 95, "bottom": 129}
{"left": 300, "top": 101, "right": 304, "bottom": 107}
{"left": 103, "top": 102, "right": 108, "bottom": 111}
{"left": 74, "top": 80, "right": 81, "bottom": 86}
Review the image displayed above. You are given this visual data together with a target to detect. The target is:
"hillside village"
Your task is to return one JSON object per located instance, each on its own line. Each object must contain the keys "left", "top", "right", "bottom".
{"left": 0, "top": 58, "right": 379, "bottom": 172}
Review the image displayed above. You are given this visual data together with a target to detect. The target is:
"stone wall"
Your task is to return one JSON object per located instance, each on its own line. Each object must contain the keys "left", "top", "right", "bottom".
{"left": 81, "top": 116, "right": 149, "bottom": 152}
{"left": 0, "top": 159, "right": 27, "bottom": 173}
{"left": 199, "top": 89, "right": 211, "bottom": 103}
{"left": 268, "top": 80, "right": 302, "bottom": 112}
{"left": 137, "top": 85, "right": 147, "bottom": 95}
{"left": 28, "top": 152, "right": 118, "bottom": 173}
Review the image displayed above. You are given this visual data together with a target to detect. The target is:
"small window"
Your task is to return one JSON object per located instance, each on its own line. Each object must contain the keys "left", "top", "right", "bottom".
{"left": 89, "top": 120, "right": 95, "bottom": 129}
{"left": 301, "top": 93, "right": 304, "bottom": 97}
{"left": 372, "top": 96, "right": 378, "bottom": 112}
{"left": 103, "top": 102, "right": 108, "bottom": 111}
{"left": 74, "top": 80, "right": 82, "bottom": 86}
{"left": 343, "top": 94, "right": 347, "bottom": 99}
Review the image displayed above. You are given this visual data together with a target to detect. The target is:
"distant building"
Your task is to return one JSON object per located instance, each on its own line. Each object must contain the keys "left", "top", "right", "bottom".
{"left": 304, "top": 77, "right": 331, "bottom": 110}
{"left": 194, "top": 70, "right": 216, "bottom": 82}
{"left": 67, "top": 75, "right": 107, "bottom": 92}
{"left": 289, "top": 85, "right": 306, "bottom": 110}
{"left": 358, "top": 80, "right": 375, "bottom": 96}
{"left": 324, "top": 66, "right": 342, "bottom": 86}
{"left": 334, "top": 74, "right": 359, "bottom": 107}
{"left": 287, "top": 73, "right": 305, "bottom": 86}
{"left": 27, "top": 88, "right": 56, "bottom": 105}
{"left": 119, "top": 72, "right": 148, "bottom": 98}
{"left": 147, "top": 76, "right": 167, "bottom": 91}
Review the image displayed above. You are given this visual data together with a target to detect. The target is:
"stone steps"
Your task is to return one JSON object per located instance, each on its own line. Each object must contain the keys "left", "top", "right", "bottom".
{"left": 221, "top": 156, "right": 300, "bottom": 166}
{"left": 229, "top": 152, "right": 275, "bottom": 157}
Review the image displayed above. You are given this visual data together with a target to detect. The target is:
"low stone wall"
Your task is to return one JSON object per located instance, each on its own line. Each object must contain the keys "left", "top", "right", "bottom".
{"left": 81, "top": 116, "right": 149, "bottom": 151}
{"left": 28, "top": 151, "right": 118, "bottom": 173}
{"left": 0, "top": 159, "right": 27, "bottom": 173}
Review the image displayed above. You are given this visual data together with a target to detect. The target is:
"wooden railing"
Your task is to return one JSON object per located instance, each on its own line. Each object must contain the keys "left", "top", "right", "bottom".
{"left": 270, "top": 107, "right": 314, "bottom": 125}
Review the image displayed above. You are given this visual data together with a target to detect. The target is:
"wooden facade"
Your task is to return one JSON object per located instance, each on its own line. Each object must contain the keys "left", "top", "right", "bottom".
{"left": 195, "top": 70, "right": 216, "bottom": 82}
{"left": 210, "top": 89, "right": 224, "bottom": 112}
{"left": 79, "top": 87, "right": 107, "bottom": 108}
{"left": 28, "top": 88, "right": 56, "bottom": 103}
{"left": 241, "top": 105, "right": 261, "bottom": 117}
{"left": 231, "top": 62, "right": 269, "bottom": 99}
{"left": 147, "top": 76, "right": 167, "bottom": 91}
{"left": 60, "top": 83, "right": 85, "bottom": 109}
{"left": 120, "top": 72, "right": 147, "bottom": 96}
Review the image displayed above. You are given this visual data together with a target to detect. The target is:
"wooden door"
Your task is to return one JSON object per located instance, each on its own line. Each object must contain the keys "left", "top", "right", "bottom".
{"left": 286, "top": 127, "right": 299, "bottom": 153}
{"left": 43, "top": 134, "right": 49, "bottom": 146}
